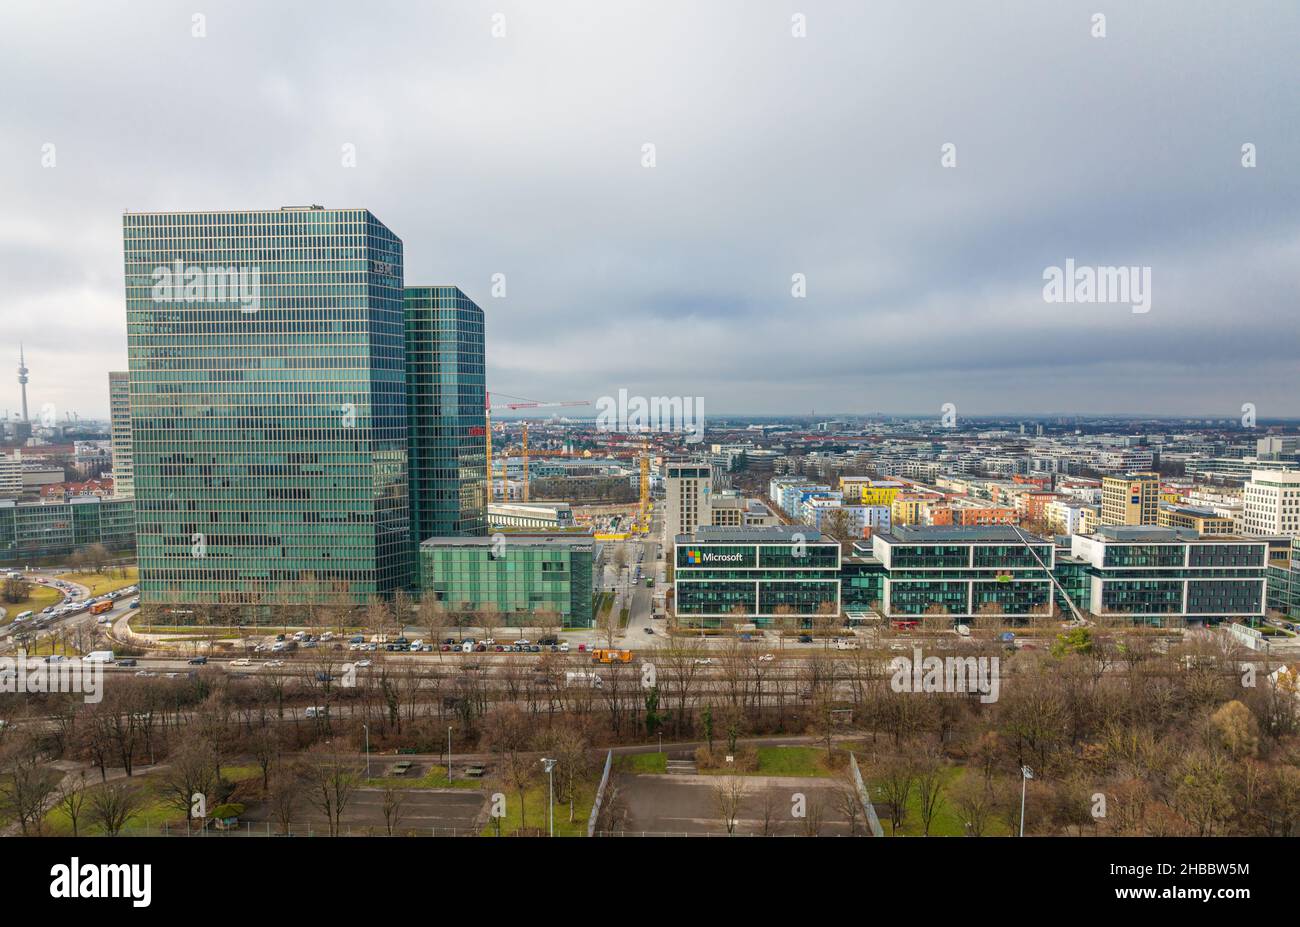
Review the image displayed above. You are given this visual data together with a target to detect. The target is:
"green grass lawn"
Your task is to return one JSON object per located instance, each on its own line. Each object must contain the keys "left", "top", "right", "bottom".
{"left": 483, "top": 776, "right": 597, "bottom": 837}
{"left": 616, "top": 752, "right": 667, "bottom": 774}
{"left": 41, "top": 763, "right": 266, "bottom": 836}
{"left": 44, "top": 775, "right": 181, "bottom": 835}
{"left": 55, "top": 567, "right": 138, "bottom": 597}
{"left": 698, "top": 746, "right": 836, "bottom": 778}
{"left": 365, "top": 765, "right": 481, "bottom": 790}
{"left": 864, "top": 765, "right": 1012, "bottom": 837}
{"left": 1, "top": 583, "right": 62, "bottom": 623}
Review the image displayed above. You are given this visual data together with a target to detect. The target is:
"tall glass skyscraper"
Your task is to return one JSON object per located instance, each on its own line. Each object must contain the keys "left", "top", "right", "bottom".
{"left": 404, "top": 286, "right": 487, "bottom": 584}
{"left": 123, "top": 207, "right": 410, "bottom": 607}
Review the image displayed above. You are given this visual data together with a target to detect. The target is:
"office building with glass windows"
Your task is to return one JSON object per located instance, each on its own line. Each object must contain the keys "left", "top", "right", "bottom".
{"left": 1266, "top": 538, "right": 1300, "bottom": 620}
{"left": 404, "top": 286, "right": 487, "bottom": 584}
{"left": 673, "top": 525, "right": 841, "bottom": 626}
{"left": 418, "top": 534, "right": 599, "bottom": 626}
{"left": 1070, "top": 526, "right": 1267, "bottom": 625}
{"left": 0, "top": 496, "right": 136, "bottom": 564}
{"left": 870, "top": 526, "right": 1059, "bottom": 620}
{"left": 108, "top": 371, "right": 134, "bottom": 497}
{"left": 123, "top": 207, "right": 410, "bottom": 607}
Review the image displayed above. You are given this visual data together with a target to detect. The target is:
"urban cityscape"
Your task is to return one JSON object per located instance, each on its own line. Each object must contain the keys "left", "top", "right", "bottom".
{"left": 1, "top": 0, "right": 1292, "bottom": 909}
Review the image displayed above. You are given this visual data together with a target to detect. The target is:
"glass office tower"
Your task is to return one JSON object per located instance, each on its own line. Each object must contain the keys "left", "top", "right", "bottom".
{"left": 404, "top": 286, "right": 487, "bottom": 585}
{"left": 123, "top": 207, "right": 410, "bottom": 608}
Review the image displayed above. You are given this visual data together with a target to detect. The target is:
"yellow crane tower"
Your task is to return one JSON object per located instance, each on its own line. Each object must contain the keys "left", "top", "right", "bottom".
{"left": 484, "top": 394, "right": 591, "bottom": 503}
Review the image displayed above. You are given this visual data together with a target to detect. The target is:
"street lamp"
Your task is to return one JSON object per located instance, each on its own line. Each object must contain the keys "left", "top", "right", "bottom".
{"left": 540, "top": 757, "right": 557, "bottom": 837}
{"left": 362, "top": 722, "right": 370, "bottom": 777}
{"left": 447, "top": 726, "right": 453, "bottom": 784}
{"left": 1019, "top": 765, "right": 1033, "bottom": 837}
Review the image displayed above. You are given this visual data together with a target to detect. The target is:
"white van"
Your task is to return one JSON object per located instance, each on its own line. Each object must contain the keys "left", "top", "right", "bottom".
{"left": 84, "top": 651, "right": 115, "bottom": 662}
{"left": 15, "top": 611, "right": 33, "bottom": 621}
{"left": 461, "top": 640, "right": 474, "bottom": 653}
{"left": 304, "top": 706, "right": 327, "bottom": 719}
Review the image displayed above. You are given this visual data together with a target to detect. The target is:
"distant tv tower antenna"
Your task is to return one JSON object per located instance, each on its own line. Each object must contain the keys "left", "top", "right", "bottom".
{"left": 16, "top": 343, "right": 29, "bottom": 423}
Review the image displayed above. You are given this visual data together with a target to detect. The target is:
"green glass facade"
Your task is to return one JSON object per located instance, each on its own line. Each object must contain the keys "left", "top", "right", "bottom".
{"left": 873, "top": 529, "right": 1057, "bottom": 621}
{"left": 0, "top": 498, "right": 136, "bottom": 564}
{"left": 418, "top": 537, "right": 596, "bottom": 626}
{"left": 1267, "top": 539, "right": 1300, "bottom": 619}
{"left": 673, "top": 527, "right": 841, "bottom": 626}
{"left": 124, "top": 208, "right": 410, "bottom": 606}
{"left": 404, "top": 286, "right": 487, "bottom": 585}
{"left": 1070, "top": 529, "right": 1267, "bottom": 625}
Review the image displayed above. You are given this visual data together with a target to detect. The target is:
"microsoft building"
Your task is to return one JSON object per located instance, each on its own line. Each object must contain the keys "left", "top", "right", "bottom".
{"left": 404, "top": 286, "right": 488, "bottom": 584}
{"left": 124, "top": 207, "right": 410, "bottom": 606}
{"left": 673, "top": 526, "right": 841, "bottom": 626}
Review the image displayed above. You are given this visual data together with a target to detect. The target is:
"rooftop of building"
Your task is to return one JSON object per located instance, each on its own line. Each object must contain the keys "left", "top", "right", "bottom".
{"left": 873, "top": 526, "right": 1051, "bottom": 544}
{"left": 1089, "top": 525, "right": 1220, "bottom": 542}
{"left": 677, "top": 525, "right": 824, "bottom": 544}
{"left": 420, "top": 534, "right": 595, "bottom": 549}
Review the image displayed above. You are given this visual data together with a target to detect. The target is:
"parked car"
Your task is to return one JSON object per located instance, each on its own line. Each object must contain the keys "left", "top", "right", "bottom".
{"left": 355, "top": 659, "right": 372, "bottom": 668}
{"left": 798, "top": 634, "right": 813, "bottom": 643}
{"left": 116, "top": 659, "right": 137, "bottom": 667}
{"left": 694, "top": 658, "right": 714, "bottom": 666}
{"left": 129, "top": 599, "right": 140, "bottom": 608}
{"left": 230, "top": 658, "right": 252, "bottom": 667}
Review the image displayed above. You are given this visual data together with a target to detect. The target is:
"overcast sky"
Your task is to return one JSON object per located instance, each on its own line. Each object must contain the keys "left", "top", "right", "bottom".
{"left": 2, "top": 0, "right": 1297, "bottom": 420}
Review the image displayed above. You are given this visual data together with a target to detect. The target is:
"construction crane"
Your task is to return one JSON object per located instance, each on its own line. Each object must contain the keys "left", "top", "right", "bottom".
{"left": 485, "top": 393, "right": 591, "bottom": 503}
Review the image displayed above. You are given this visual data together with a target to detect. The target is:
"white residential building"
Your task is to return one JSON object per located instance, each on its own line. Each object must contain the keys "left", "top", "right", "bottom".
{"left": 1243, "top": 469, "right": 1300, "bottom": 536}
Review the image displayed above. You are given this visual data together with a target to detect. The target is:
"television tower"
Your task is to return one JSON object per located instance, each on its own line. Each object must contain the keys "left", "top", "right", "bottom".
{"left": 16, "top": 344, "right": 29, "bottom": 423}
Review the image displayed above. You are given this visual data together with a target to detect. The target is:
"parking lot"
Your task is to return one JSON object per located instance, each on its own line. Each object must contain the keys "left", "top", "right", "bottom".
{"left": 240, "top": 783, "right": 488, "bottom": 836}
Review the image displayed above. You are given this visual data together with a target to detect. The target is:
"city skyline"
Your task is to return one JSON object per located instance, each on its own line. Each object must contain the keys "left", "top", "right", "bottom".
{"left": 3, "top": 1, "right": 1298, "bottom": 419}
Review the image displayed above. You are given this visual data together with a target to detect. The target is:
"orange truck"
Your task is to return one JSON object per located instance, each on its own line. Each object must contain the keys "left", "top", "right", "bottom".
{"left": 590, "top": 648, "right": 633, "bottom": 664}
{"left": 89, "top": 600, "right": 113, "bottom": 616}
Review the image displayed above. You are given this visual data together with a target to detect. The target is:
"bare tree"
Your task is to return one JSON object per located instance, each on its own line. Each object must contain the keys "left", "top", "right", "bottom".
{"left": 55, "top": 770, "right": 90, "bottom": 837}
{"left": 951, "top": 775, "right": 997, "bottom": 836}
{"left": 268, "top": 766, "right": 304, "bottom": 835}
{"left": 713, "top": 775, "right": 748, "bottom": 835}
{"left": 381, "top": 787, "right": 407, "bottom": 836}
{"left": 302, "top": 745, "right": 360, "bottom": 837}
{"left": 913, "top": 747, "right": 947, "bottom": 836}
{"left": 87, "top": 780, "right": 144, "bottom": 836}
{"left": 0, "top": 738, "right": 61, "bottom": 836}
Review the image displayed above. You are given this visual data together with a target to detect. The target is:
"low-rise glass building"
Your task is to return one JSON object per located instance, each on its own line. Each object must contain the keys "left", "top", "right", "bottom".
{"left": 0, "top": 496, "right": 136, "bottom": 564}
{"left": 871, "top": 527, "right": 1058, "bottom": 620}
{"left": 673, "top": 526, "right": 840, "bottom": 627}
{"left": 1267, "top": 538, "right": 1300, "bottom": 620}
{"left": 1069, "top": 526, "right": 1267, "bottom": 625}
{"left": 418, "top": 535, "right": 599, "bottom": 627}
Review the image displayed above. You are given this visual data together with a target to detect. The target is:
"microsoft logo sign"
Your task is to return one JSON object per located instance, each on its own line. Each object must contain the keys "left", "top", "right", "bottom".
{"left": 684, "top": 549, "right": 744, "bottom": 565}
